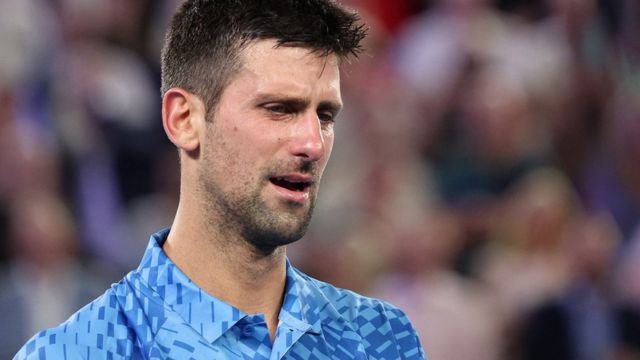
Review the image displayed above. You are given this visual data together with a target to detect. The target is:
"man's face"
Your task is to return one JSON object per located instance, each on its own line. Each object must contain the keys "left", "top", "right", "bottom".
{"left": 197, "top": 40, "right": 341, "bottom": 252}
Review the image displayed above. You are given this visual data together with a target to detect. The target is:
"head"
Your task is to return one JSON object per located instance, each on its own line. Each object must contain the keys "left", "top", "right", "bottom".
{"left": 161, "top": 0, "right": 365, "bottom": 116}
{"left": 161, "top": 0, "right": 366, "bottom": 254}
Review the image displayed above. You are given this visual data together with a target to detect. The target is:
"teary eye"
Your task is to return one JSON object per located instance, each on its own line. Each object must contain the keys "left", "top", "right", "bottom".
{"left": 265, "top": 104, "right": 290, "bottom": 114}
{"left": 318, "top": 111, "right": 335, "bottom": 123}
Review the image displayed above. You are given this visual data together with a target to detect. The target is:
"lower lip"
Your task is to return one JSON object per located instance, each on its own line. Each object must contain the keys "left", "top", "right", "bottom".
{"left": 269, "top": 182, "right": 310, "bottom": 203}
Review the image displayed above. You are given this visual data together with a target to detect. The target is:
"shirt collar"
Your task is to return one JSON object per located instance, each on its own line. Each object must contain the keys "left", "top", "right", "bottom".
{"left": 134, "top": 229, "right": 323, "bottom": 344}
{"left": 279, "top": 260, "right": 323, "bottom": 335}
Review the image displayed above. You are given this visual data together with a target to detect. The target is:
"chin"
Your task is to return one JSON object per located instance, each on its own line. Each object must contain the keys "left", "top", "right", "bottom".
{"left": 243, "top": 217, "right": 311, "bottom": 255}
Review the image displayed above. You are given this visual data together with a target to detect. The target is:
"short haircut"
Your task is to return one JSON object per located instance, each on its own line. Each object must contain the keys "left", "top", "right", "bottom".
{"left": 161, "top": 0, "right": 367, "bottom": 117}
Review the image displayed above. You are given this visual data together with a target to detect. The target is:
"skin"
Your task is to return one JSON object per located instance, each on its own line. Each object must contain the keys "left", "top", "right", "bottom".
{"left": 161, "top": 39, "right": 342, "bottom": 340}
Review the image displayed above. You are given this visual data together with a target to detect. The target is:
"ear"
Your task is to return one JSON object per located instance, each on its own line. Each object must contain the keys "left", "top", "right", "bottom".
{"left": 162, "top": 88, "right": 206, "bottom": 152}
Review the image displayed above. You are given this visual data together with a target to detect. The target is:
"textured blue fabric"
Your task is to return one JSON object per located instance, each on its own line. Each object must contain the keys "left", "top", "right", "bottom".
{"left": 14, "top": 229, "right": 425, "bottom": 359}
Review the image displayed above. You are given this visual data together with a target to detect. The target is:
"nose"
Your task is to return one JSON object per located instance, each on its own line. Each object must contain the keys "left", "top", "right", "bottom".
{"left": 288, "top": 111, "right": 326, "bottom": 162}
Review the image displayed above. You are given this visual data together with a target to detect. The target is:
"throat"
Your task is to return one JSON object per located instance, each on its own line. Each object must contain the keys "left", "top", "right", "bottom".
{"left": 164, "top": 224, "right": 287, "bottom": 310}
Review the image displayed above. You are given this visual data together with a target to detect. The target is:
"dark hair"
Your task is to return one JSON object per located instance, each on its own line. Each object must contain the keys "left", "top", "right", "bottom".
{"left": 161, "top": 0, "right": 367, "bottom": 116}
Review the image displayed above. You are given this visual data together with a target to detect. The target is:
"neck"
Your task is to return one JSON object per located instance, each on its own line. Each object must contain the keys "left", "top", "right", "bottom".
{"left": 164, "top": 200, "right": 287, "bottom": 340}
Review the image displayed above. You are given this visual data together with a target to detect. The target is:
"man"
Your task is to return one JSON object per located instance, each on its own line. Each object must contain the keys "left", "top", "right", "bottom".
{"left": 15, "top": 0, "right": 425, "bottom": 359}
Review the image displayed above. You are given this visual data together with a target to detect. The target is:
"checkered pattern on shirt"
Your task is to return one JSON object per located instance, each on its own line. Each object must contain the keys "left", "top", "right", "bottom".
{"left": 14, "top": 229, "right": 426, "bottom": 359}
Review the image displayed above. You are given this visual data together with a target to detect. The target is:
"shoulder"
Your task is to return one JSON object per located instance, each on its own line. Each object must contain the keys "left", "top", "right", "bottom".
{"left": 292, "top": 268, "right": 427, "bottom": 359}
{"left": 299, "top": 269, "right": 404, "bottom": 318}
{"left": 13, "top": 280, "right": 142, "bottom": 360}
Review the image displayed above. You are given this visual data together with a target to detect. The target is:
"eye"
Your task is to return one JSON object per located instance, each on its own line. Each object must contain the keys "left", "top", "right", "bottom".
{"left": 262, "top": 103, "right": 295, "bottom": 120}
{"left": 264, "top": 104, "right": 290, "bottom": 114}
{"left": 318, "top": 111, "right": 335, "bottom": 123}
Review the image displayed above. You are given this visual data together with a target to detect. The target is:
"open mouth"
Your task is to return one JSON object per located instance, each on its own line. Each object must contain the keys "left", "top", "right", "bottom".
{"left": 269, "top": 177, "right": 312, "bottom": 192}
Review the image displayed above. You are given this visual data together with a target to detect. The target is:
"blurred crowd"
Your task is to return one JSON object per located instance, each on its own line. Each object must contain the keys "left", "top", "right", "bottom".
{"left": 0, "top": 0, "right": 639, "bottom": 358}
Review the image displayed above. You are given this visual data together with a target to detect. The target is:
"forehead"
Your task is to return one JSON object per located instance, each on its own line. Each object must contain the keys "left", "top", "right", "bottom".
{"left": 231, "top": 39, "right": 341, "bottom": 96}
{"left": 241, "top": 39, "right": 339, "bottom": 71}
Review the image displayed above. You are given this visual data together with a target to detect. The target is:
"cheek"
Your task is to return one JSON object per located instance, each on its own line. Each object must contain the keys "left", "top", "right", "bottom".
{"left": 321, "top": 132, "right": 335, "bottom": 167}
{"left": 222, "top": 124, "right": 261, "bottom": 156}
{"left": 222, "top": 128, "right": 280, "bottom": 183}
{"left": 324, "top": 126, "right": 335, "bottom": 148}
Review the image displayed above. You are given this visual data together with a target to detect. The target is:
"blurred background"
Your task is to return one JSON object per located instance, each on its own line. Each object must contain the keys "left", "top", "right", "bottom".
{"left": 0, "top": 0, "right": 639, "bottom": 358}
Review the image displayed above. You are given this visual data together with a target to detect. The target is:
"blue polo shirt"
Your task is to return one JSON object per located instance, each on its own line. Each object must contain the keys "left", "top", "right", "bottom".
{"left": 15, "top": 229, "right": 425, "bottom": 359}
